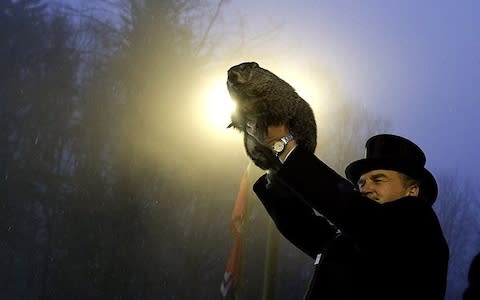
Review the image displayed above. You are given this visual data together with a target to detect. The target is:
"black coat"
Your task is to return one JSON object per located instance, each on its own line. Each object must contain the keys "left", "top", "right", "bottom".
{"left": 253, "top": 146, "right": 449, "bottom": 300}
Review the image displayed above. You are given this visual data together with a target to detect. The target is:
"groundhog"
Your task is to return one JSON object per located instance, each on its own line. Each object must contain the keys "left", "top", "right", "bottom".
{"left": 226, "top": 62, "right": 317, "bottom": 170}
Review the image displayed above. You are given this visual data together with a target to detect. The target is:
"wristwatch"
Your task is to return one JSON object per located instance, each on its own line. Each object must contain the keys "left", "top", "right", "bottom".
{"left": 272, "top": 134, "right": 294, "bottom": 157}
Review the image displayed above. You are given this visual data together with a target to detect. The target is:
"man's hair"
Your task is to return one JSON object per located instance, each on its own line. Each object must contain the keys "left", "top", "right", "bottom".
{"left": 398, "top": 173, "right": 420, "bottom": 188}
{"left": 398, "top": 172, "right": 428, "bottom": 201}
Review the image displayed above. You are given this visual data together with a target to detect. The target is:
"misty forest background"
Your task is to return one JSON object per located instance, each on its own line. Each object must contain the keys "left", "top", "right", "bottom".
{"left": 1, "top": 1, "right": 479, "bottom": 299}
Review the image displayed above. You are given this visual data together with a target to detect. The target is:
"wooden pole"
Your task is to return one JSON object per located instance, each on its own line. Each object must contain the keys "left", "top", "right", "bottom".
{"left": 262, "top": 218, "right": 279, "bottom": 300}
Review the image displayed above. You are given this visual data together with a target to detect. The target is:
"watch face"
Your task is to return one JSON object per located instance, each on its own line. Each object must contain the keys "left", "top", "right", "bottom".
{"left": 272, "top": 140, "right": 285, "bottom": 153}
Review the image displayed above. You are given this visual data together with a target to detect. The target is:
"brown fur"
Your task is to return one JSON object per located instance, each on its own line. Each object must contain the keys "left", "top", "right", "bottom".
{"left": 227, "top": 62, "right": 317, "bottom": 170}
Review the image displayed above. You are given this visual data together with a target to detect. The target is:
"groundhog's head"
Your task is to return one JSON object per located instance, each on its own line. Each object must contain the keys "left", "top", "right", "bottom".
{"left": 227, "top": 62, "right": 279, "bottom": 102}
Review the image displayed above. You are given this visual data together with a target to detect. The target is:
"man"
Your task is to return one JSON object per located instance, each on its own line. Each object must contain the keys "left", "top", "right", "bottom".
{"left": 248, "top": 124, "right": 449, "bottom": 299}
{"left": 464, "top": 252, "right": 480, "bottom": 300}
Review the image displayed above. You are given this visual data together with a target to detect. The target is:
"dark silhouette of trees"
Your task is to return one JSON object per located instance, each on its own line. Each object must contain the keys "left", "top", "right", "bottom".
{"left": 0, "top": 1, "right": 81, "bottom": 299}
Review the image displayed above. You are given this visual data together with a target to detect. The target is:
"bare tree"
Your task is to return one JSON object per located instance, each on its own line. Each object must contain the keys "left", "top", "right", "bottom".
{"left": 434, "top": 174, "right": 480, "bottom": 299}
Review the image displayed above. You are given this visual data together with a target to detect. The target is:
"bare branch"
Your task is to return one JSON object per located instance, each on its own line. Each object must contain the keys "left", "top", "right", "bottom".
{"left": 195, "top": 0, "right": 227, "bottom": 57}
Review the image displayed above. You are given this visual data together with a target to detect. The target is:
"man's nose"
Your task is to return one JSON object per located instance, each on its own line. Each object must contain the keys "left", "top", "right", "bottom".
{"left": 359, "top": 181, "right": 372, "bottom": 193}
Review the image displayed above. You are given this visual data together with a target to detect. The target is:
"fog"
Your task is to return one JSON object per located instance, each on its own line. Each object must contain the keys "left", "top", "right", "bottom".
{"left": 1, "top": 1, "right": 479, "bottom": 299}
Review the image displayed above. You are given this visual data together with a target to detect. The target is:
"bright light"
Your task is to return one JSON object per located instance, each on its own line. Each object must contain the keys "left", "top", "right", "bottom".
{"left": 195, "top": 77, "right": 241, "bottom": 149}
{"left": 205, "top": 81, "right": 236, "bottom": 129}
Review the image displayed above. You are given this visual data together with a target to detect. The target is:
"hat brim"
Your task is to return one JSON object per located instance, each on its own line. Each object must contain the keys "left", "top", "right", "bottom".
{"left": 345, "top": 158, "right": 438, "bottom": 205}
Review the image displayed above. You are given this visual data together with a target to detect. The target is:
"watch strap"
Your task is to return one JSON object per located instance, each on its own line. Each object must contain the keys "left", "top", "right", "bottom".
{"left": 280, "top": 134, "right": 294, "bottom": 145}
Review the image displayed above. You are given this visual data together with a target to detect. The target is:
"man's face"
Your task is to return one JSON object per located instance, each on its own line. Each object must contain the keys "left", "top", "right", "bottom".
{"left": 357, "top": 169, "right": 419, "bottom": 204}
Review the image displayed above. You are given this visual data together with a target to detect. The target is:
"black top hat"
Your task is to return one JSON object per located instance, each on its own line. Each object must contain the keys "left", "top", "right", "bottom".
{"left": 345, "top": 134, "right": 438, "bottom": 205}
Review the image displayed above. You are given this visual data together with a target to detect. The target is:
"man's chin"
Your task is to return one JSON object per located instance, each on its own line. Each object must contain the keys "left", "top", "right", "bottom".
{"left": 363, "top": 195, "right": 382, "bottom": 203}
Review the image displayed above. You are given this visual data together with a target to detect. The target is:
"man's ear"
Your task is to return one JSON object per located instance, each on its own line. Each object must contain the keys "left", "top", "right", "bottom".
{"left": 408, "top": 185, "right": 420, "bottom": 197}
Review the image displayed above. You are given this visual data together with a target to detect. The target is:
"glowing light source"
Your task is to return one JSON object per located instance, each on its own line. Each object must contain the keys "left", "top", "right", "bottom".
{"left": 205, "top": 81, "right": 236, "bottom": 129}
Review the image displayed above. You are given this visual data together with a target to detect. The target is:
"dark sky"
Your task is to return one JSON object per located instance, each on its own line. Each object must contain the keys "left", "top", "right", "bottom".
{"left": 219, "top": 0, "right": 480, "bottom": 181}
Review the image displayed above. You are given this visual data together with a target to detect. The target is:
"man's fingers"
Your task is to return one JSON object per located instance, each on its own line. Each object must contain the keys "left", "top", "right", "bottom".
{"left": 246, "top": 123, "right": 290, "bottom": 147}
